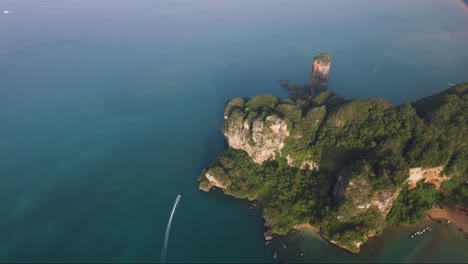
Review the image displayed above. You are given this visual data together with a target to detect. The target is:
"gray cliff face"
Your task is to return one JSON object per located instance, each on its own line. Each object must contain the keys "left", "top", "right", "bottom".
{"left": 224, "top": 114, "right": 290, "bottom": 165}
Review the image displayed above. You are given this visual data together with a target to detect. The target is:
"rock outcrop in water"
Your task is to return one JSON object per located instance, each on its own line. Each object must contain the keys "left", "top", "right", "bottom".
{"left": 199, "top": 53, "right": 468, "bottom": 253}
{"left": 308, "top": 53, "right": 331, "bottom": 89}
{"left": 281, "top": 52, "right": 332, "bottom": 100}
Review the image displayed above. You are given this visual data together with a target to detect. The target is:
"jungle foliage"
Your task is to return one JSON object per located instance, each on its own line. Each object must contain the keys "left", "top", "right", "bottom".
{"left": 199, "top": 83, "right": 467, "bottom": 252}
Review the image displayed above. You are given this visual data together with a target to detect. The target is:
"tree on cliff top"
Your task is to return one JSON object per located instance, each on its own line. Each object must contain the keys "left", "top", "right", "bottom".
{"left": 313, "top": 53, "right": 331, "bottom": 64}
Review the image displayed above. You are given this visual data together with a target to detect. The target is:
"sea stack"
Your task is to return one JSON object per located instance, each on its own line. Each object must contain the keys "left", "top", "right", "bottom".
{"left": 308, "top": 53, "right": 331, "bottom": 91}
{"left": 281, "top": 53, "right": 332, "bottom": 100}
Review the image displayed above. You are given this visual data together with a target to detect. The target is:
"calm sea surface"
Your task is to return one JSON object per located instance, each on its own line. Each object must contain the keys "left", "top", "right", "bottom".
{"left": 0, "top": 0, "right": 467, "bottom": 262}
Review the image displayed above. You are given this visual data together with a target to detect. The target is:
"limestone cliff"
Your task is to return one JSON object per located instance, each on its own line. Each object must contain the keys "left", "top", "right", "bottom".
{"left": 224, "top": 113, "right": 290, "bottom": 165}
{"left": 222, "top": 94, "right": 322, "bottom": 169}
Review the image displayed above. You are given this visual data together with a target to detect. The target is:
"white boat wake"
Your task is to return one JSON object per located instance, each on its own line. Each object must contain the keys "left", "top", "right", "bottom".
{"left": 369, "top": 66, "right": 382, "bottom": 76}
{"left": 161, "top": 194, "right": 181, "bottom": 263}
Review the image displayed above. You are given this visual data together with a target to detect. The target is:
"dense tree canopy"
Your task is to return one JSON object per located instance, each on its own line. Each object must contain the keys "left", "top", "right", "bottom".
{"left": 199, "top": 83, "right": 467, "bottom": 252}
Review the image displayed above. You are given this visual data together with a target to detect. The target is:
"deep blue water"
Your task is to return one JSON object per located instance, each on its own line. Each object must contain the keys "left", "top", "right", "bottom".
{"left": 0, "top": 0, "right": 467, "bottom": 262}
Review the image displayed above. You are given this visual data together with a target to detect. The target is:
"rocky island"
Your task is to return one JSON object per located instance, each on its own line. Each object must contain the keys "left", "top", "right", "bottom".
{"left": 198, "top": 53, "right": 467, "bottom": 253}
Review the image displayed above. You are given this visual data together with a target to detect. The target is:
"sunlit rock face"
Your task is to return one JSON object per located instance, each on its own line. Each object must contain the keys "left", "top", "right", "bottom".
{"left": 308, "top": 53, "right": 331, "bottom": 89}
{"left": 281, "top": 53, "right": 332, "bottom": 100}
{"left": 224, "top": 115, "right": 290, "bottom": 165}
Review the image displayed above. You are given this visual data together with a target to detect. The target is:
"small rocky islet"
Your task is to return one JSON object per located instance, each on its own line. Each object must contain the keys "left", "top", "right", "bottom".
{"left": 198, "top": 53, "right": 467, "bottom": 253}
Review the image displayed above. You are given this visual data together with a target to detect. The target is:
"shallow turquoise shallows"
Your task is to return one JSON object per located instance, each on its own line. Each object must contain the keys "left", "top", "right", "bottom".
{"left": 0, "top": 0, "right": 467, "bottom": 262}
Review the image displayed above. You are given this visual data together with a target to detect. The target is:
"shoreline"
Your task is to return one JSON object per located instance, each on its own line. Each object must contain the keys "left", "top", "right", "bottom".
{"left": 292, "top": 223, "right": 360, "bottom": 254}
{"left": 293, "top": 223, "right": 320, "bottom": 234}
{"left": 290, "top": 206, "right": 468, "bottom": 253}
{"left": 292, "top": 207, "right": 468, "bottom": 237}
{"left": 425, "top": 206, "right": 468, "bottom": 235}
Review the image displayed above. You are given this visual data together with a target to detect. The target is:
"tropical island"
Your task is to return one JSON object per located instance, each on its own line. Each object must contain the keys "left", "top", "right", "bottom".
{"left": 198, "top": 53, "right": 467, "bottom": 253}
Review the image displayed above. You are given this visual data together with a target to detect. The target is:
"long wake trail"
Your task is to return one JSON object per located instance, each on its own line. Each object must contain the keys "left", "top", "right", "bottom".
{"left": 161, "top": 194, "right": 181, "bottom": 263}
{"left": 369, "top": 65, "right": 382, "bottom": 77}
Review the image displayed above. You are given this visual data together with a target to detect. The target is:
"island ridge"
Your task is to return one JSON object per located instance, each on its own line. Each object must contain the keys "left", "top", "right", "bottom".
{"left": 198, "top": 53, "right": 467, "bottom": 253}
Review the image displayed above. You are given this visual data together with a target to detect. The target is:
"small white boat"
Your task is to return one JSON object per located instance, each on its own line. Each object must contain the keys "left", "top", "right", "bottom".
{"left": 3, "top": 10, "right": 11, "bottom": 14}
{"left": 448, "top": 83, "right": 456, "bottom": 86}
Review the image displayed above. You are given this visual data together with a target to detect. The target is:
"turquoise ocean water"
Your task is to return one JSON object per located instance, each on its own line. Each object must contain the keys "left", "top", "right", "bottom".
{"left": 0, "top": 0, "right": 467, "bottom": 262}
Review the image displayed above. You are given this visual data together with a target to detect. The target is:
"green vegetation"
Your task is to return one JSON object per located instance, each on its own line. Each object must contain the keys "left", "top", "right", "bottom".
{"left": 387, "top": 182, "right": 437, "bottom": 225}
{"left": 245, "top": 94, "right": 279, "bottom": 115}
{"left": 313, "top": 53, "right": 331, "bottom": 64}
{"left": 224, "top": 98, "right": 245, "bottom": 118}
{"left": 331, "top": 229, "right": 366, "bottom": 253}
{"left": 202, "top": 149, "right": 319, "bottom": 234}
{"left": 199, "top": 83, "right": 468, "bottom": 253}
